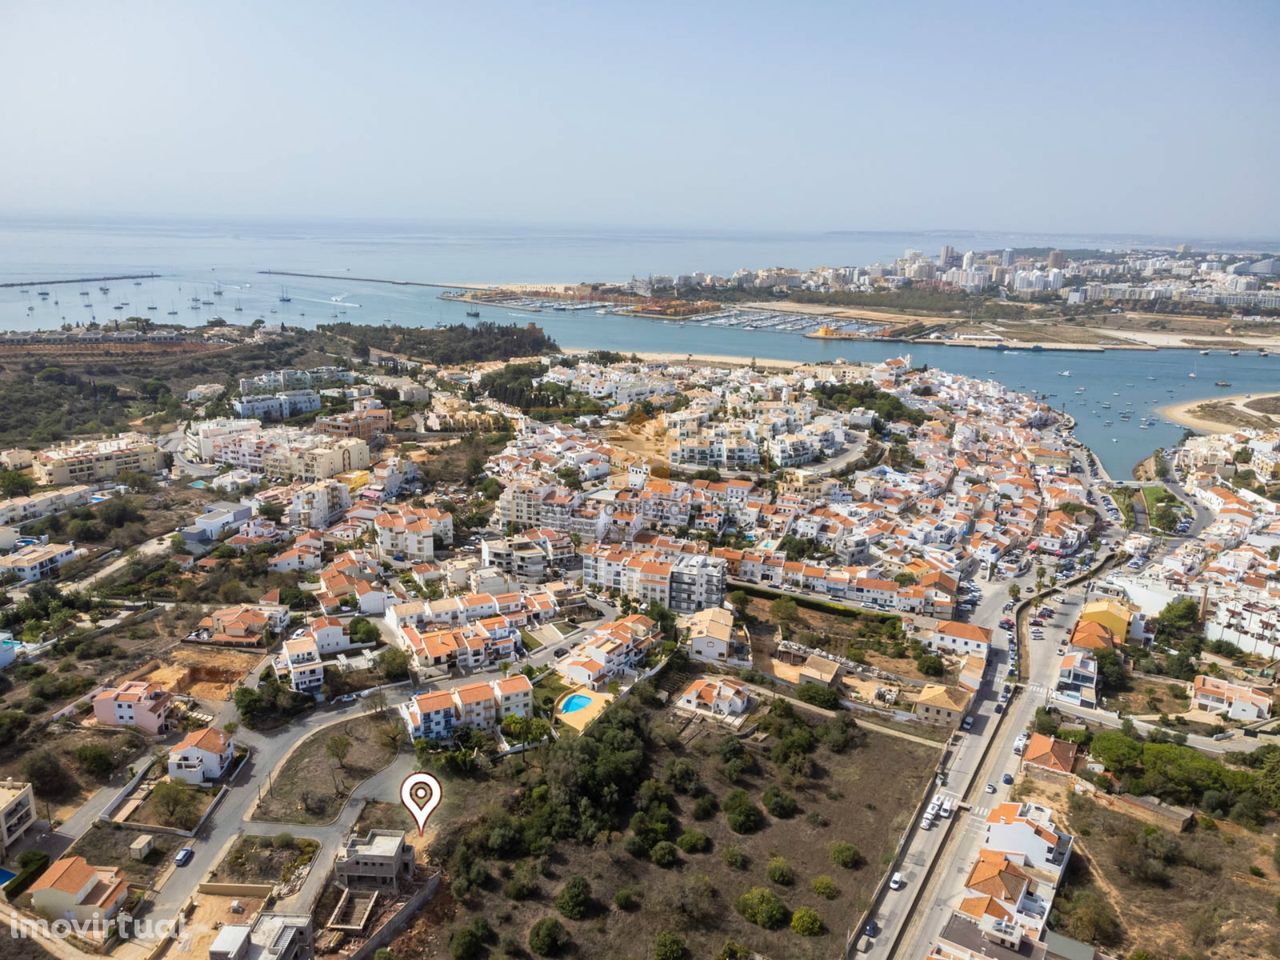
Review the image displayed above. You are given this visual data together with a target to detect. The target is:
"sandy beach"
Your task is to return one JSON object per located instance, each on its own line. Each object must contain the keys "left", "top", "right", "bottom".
{"left": 1158, "top": 391, "right": 1280, "bottom": 433}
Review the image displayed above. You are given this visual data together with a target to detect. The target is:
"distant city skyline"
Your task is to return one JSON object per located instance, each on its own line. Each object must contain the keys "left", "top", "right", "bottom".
{"left": 2, "top": 1, "right": 1278, "bottom": 237}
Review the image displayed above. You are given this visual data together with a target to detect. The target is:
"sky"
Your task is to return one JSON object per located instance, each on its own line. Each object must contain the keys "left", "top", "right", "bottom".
{"left": 2, "top": 1, "right": 1278, "bottom": 238}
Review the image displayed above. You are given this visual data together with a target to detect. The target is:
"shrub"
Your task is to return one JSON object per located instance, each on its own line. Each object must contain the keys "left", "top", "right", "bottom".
{"left": 762, "top": 785, "right": 798, "bottom": 818}
{"left": 811, "top": 875, "right": 839, "bottom": 899}
{"left": 676, "top": 829, "right": 710, "bottom": 854}
{"left": 766, "top": 856, "right": 794, "bottom": 886}
{"left": 625, "top": 834, "right": 650, "bottom": 858}
{"left": 735, "top": 886, "right": 788, "bottom": 929}
{"left": 272, "top": 833, "right": 295, "bottom": 850}
{"left": 503, "top": 864, "right": 538, "bottom": 900}
{"left": 72, "top": 743, "right": 115, "bottom": 780}
{"left": 790, "top": 906, "right": 824, "bottom": 936}
{"left": 554, "top": 876, "right": 591, "bottom": 920}
{"left": 449, "top": 925, "right": 484, "bottom": 960}
{"left": 614, "top": 885, "right": 641, "bottom": 911}
{"left": 665, "top": 758, "right": 701, "bottom": 795}
{"left": 692, "top": 794, "right": 718, "bottom": 820}
{"left": 528, "top": 916, "right": 570, "bottom": 956}
{"left": 723, "top": 789, "right": 764, "bottom": 834}
{"left": 651, "top": 841, "right": 681, "bottom": 868}
{"left": 830, "top": 841, "right": 864, "bottom": 869}
{"left": 796, "top": 682, "right": 841, "bottom": 709}
{"left": 715, "top": 943, "right": 750, "bottom": 960}
{"left": 654, "top": 932, "right": 687, "bottom": 960}
{"left": 722, "top": 845, "right": 749, "bottom": 870}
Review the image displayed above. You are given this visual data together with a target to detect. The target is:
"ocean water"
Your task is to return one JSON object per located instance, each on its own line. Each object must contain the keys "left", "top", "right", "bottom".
{"left": 1, "top": 215, "right": 1278, "bottom": 478}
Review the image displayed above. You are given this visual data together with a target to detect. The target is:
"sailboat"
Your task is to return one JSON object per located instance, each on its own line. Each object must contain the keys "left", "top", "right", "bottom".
{"left": 234, "top": 301, "right": 243, "bottom": 312}
{"left": 278, "top": 288, "right": 292, "bottom": 303}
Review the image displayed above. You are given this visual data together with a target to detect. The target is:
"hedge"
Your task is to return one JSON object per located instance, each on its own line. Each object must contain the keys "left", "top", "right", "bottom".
{"left": 4, "top": 852, "right": 50, "bottom": 899}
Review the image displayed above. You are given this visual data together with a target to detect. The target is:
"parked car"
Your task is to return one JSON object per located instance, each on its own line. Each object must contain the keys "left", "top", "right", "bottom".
{"left": 1002, "top": 773, "right": 1014, "bottom": 785}
{"left": 889, "top": 872, "right": 905, "bottom": 890}
{"left": 985, "top": 782, "right": 996, "bottom": 794}
{"left": 175, "top": 847, "right": 195, "bottom": 867}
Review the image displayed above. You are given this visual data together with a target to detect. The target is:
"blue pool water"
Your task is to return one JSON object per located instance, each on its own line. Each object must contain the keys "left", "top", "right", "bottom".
{"left": 188, "top": 480, "right": 208, "bottom": 489}
{"left": 0, "top": 868, "right": 16, "bottom": 886}
{"left": 561, "top": 694, "right": 593, "bottom": 714}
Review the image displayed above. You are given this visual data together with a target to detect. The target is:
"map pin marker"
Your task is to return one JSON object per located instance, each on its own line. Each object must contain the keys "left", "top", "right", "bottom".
{"left": 400, "top": 772, "right": 443, "bottom": 836}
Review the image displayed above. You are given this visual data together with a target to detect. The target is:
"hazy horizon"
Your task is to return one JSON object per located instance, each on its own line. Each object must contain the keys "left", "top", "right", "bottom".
{"left": 3, "top": 1, "right": 1278, "bottom": 238}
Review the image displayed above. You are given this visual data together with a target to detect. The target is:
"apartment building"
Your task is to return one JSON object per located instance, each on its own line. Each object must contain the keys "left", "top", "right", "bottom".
{"left": 374, "top": 504, "right": 454, "bottom": 563}
{"left": 32, "top": 433, "right": 164, "bottom": 485}
{"left": 581, "top": 544, "right": 725, "bottom": 613}
{"left": 315, "top": 401, "right": 393, "bottom": 442}
{"left": 557, "top": 615, "right": 659, "bottom": 689}
{"left": 0, "top": 779, "right": 35, "bottom": 851}
{"left": 289, "top": 478, "right": 352, "bottom": 528}
{"left": 263, "top": 436, "right": 370, "bottom": 483}
{"left": 184, "top": 418, "right": 261, "bottom": 462}
{"left": 0, "top": 542, "right": 75, "bottom": 582}
{"left": 399, "top": 675, "right": 534, "bottom": 740}
{"left": 232, "top": 389, "right": 322, "bottom": 420}
{"left": 0, "top": 485, "right": 92, "bottom": 526}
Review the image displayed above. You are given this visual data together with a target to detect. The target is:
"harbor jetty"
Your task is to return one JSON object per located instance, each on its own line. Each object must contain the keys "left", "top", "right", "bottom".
{"left": 0, "top": 272, "right": 160, "bottom": 288}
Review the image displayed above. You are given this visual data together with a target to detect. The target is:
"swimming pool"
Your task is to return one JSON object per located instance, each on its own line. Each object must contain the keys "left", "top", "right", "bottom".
{"left": 0, "top": 868, "right": 16, "bottom": 886}
{"left": 560, "top": 694, "right": 593, "bottom": 714}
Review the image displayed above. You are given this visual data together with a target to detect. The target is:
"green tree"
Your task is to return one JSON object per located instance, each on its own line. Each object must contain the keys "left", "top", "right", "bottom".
{"left": 23, "top": 751, "right": 75, "bottom": 801}
{"left": 727, "top": 590, "right": 751, "bottom": 622}
{"left": 0, "top": 470, "right": 34, "bottom": 498}
{"left": 528, "top": 917, "right": 570, "bottom": 956}
{"left": 326, "top": 734, "right": 352, "bottom": 768}
{"left": 378, "top": 646, "right": 411, "bottom": 681}
{"left": 554, "top": 876, "right": 592, "bottom": 920}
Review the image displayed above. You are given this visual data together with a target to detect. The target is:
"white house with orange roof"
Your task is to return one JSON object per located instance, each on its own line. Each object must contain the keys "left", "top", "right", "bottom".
{"left": 92, "top": 681, "right": 173, "bottom": 735}
{"left": 399, "top": 675, "right": 533, "bottom": 741}
{"left": 556, "top": 614, "right": 659, "bottom": 690}
{"left": 1191, "top": 674, "right": 1273, "bottom": 721}
{"left": 374, "top": 504, "right": 454, "bottom": 563}
{"left": 957, "top": 848, "right": 1052, "bottom": 937}
{"left": 168, "top": 727, "right": 237, "bottom": 784}
{"left": 30, "top": 856, "right": 129, "bottom": 928}
{"left": 676, "top": 676, "right": 750, "bottom": 719}
{"left": 924, "top": 621, "right": 992, "bottom": 663}
{"left": 984, "top": 801, "right": 1073, "bottom": 884}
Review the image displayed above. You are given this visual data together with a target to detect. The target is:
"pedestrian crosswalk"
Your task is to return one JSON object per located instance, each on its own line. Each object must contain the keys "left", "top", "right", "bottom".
{"left": 1026, "top": 681, "right": 1048, "bottom": 695}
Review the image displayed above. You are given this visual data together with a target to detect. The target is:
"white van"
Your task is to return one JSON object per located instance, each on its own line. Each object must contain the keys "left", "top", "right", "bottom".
{"left": 940, "top": 797, "right": 953, "bottom": 819}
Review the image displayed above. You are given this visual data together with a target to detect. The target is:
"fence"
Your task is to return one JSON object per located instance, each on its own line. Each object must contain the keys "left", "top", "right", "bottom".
{"left": 346, "top": 872, "right": 441, "bottom": 960}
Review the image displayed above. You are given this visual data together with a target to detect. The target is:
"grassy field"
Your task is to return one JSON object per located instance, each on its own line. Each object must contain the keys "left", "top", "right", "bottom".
{"left": 211, "top": 834, "right": 320, "bottom": 884}
{"left": 253, "top": 714, "right": 402, "bottom": 824}
{"left": 390, "top": 698, "right": 939, "bottom": 960}
{"left": 69, "top": 822, "right": 179, "bottom": 887}
{"left": 1112, "top": 678, "right": 1193, "bottom": 719}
